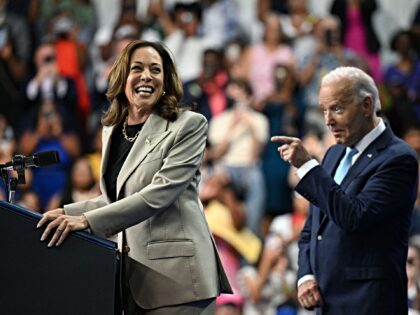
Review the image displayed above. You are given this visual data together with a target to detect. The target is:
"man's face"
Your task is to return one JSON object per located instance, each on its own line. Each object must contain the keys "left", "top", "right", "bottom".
{"left": 319, "top": 81, "right": 372, "bottom": 146}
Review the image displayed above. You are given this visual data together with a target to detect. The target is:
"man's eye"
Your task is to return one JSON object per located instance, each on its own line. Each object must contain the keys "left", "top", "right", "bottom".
{"left": 333, "top": 106, "right": 343, "bottom": 113}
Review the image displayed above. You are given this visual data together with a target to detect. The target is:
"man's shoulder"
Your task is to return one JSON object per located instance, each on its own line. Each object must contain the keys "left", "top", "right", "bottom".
{"left": 387, "top": 135, "right": 418, "bottom": 159}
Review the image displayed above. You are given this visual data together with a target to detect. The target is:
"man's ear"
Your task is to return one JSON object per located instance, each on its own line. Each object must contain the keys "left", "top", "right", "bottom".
{"left": 362, "top": 96, "right": 374, "bottom": 117}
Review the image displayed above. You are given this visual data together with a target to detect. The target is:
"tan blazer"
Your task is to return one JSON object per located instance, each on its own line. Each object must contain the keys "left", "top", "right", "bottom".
{"left": 64, "top": 110, "right": 232, "bottom": 309}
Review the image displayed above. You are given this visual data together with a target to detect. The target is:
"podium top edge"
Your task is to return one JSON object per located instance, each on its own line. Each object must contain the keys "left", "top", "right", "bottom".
{"left": 0, "top": 200, "right": 117, "bottom": 251}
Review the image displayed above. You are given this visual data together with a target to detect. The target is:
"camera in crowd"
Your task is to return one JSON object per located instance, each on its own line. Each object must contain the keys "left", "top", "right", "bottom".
{"left": 273, "top": 64, "right": 289, "bottom": 90}
{"left": 51, "top": 16, "right": 75, "bottom": 40}
{"left": 43, "top": 54, "right": 55, "bottom": 65}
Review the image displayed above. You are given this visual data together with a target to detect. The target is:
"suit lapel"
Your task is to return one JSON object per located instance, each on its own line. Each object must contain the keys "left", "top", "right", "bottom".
{"left": 116, "top": 113, "right": 171, "bottom": 197}
{"left": 317, "top": 145, "right": 346, "bottom": 228}
{"left": 317, "top": 126, "right": 393, "bottom": 232}
{"left": 100, "top": 125, "right": 114, "bottom": 202}
{"left": 340, "top": 127, "right": 393, "bottom": 189}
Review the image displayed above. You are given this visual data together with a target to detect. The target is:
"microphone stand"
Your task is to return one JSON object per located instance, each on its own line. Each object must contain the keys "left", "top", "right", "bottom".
{"left": 0, "top": 157, "right": 26, "bottom": 204}
{"left": 8, "top": 177, "right": 18, "bottom": 204}
{"left": 0, "top": 151, "right": 59, "bottom": 204}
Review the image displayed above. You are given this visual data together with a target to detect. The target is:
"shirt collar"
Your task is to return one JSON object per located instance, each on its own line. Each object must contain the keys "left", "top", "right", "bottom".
{"left": 354, "top": 118, "right": 386, "bottom": 155}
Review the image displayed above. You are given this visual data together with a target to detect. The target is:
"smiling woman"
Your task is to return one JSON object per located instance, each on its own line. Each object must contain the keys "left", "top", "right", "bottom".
{"left": 103, "top": 41, "right": 183, "bottom": 127}
{"left": 37, "top": 40, "right": 232, "bottom": 314}
{"left": 123, "top": 46, "right": 165, "bottom": 123}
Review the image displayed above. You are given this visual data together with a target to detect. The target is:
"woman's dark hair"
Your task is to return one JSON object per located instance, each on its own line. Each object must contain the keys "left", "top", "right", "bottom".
{"left": 102, "top": 40, "right": 183, "bottom": 126}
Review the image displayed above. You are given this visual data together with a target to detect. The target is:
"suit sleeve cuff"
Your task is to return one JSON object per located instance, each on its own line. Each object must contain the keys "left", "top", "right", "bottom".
{"left": 297, "top": 274, "right": 316, "bottom": 288}
{"left": 296, "top": 159, "right": 319, "bottom": 179}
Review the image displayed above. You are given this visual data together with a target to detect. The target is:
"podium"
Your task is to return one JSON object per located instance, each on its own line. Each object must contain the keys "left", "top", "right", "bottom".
{"left": 0, "top": 201, "right": 119, "bottom": 315}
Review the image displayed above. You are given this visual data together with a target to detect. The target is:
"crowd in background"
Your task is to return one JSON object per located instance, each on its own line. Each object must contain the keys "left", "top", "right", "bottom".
{"left": 0, "top": 0, "right": 420, "bottom": 314}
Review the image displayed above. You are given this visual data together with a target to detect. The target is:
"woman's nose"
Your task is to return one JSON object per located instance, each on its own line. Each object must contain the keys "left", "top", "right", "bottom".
{"left": 141, "top": 69, "right": 152, "bottom": 81}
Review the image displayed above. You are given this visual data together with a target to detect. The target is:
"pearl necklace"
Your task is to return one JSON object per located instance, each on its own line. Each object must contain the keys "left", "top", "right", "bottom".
{"left": 122, "top": 116, "right": 141, "bottom": 142}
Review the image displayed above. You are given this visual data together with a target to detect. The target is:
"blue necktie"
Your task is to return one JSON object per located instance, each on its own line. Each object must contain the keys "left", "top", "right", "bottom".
{"left": 334, "top": 147, "right": 358, "bottom": 184}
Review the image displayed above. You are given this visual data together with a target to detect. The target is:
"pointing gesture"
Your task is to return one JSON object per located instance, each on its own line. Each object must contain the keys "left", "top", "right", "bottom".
{"left": 271, "top": 136, "right": 312, "bottom": 168}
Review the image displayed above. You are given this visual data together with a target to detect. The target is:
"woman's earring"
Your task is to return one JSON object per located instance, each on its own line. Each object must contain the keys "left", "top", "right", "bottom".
{"left": 162, "top": 91, "right": 166, "bottom": 96}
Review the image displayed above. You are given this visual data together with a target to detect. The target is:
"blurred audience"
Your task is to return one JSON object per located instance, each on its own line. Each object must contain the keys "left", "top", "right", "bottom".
{"left": 201, "top": 0, "right": 241, "bottom": 47}
{"left": 280, "top": 0, "right": 315, "bottom": 42}
{"left": 237, "top": 233, "right": 297, "bottom": 315}
{"left": 201, "top": 168, "right": 262, "bottom": 313}
{"left": 0, "top": 113, "right": 15, "bottom": 164}
{"left": 18, "top": 100, "right": 80, "bottom": 208}
{"left": 157, "top": 1, "right": 220, "bottom": 82}
{"left": 46, "top": 156, "right": 100, "bottom": 210}
{"left": 407, "top": 242, "right": 420, "bottom": 315}
{"left": 0, "top": 3, "right": 419, "bottom": 314}
{"left": 183, "top": 48, "right": 229, "bottom": 122}
{"left": 208, "top": 79, "right": 269, "bottom": 236}
{"left": 256, "top": 64, "right": 304, "bottom": 235}
{"left": 0, "top": 0, "right": 31, "bottom": 129}
{"left": 239, "top": 12, "right": 294, "bottom": 102}
{"left": 383, "top": 29, "right": 420, "bottom": 123}
{"left": 17, "top": 189, "right": 41, "bottom": 213}
{"left": 330, "top": 0, "right": 382, "bottom": 82}
{"left": 258, "top": 0, "right": 289, "bottom": 21}
{"left": 295, "top": 15, "right": 364, "bottom": 135}
{"left": 22, "top": 40, "right": 80, "bottom": 138}
{"left": 48, "top": 9, "right": 91, "bottom": 137}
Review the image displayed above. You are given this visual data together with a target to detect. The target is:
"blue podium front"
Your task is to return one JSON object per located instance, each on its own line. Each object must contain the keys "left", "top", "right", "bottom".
{"left": 0, "top": 201, "right": 119, "bottom": 315}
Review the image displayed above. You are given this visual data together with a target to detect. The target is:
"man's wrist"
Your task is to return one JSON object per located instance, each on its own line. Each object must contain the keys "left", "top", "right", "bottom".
{"left": 296, "top": 159, "right": 319, "bottom": 179}
{"left": 297, "top": 274, "right": 316, "bottom": 288}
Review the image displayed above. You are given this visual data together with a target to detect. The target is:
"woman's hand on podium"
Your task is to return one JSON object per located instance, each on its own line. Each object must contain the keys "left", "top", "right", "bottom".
{"left": 37, "top": 208, "right": 90, "bottom": 247}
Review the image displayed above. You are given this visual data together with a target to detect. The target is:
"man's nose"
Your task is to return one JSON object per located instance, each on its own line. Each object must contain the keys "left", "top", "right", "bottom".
{"left": 324, "top": 110, "right": 333, "bottom": 125}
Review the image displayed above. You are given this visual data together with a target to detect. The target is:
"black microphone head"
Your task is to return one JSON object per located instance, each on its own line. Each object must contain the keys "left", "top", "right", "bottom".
{"left": 33, "top": 151, "right": 60, "bottom": 167}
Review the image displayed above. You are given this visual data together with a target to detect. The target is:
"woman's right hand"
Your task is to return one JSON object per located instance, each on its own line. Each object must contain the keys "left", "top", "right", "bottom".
{"left": 37, "top": 208, "right": 89, "bottom": 247}
{"left": 38, "top": 208, "right": 65, "bottom": 224}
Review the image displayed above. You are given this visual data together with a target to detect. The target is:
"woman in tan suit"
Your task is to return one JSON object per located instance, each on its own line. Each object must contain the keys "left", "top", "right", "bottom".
{"left": 37, "top": 40, "right": 232, "bottom": 314}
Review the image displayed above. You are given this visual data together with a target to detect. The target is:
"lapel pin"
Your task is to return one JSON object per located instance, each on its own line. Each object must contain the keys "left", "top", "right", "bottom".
{"left": 367, "top": 154, "right": 372, "bottom": 158}
{"left": 146, "top": 138, "right": 151, "bottom": 144}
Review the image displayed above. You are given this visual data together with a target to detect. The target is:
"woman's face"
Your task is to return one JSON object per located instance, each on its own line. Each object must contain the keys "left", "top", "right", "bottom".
{"left": 264, "top": 14, "right": 283, "bottom": 44}
{"left": 72, "top": 158, "right": 94, "bottom": 190}
{"left": 124, "top": 46, "right": 164, "bottom": 114}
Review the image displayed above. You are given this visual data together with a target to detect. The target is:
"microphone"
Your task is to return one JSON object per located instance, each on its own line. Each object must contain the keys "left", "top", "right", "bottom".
{"left": 0, "top": 151, "right": 60, "bottom": 171}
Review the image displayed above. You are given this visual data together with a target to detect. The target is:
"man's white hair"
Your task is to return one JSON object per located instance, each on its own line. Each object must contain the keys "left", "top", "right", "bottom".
{"left": 321, "top": 66, "right": 381, "bottom": 112}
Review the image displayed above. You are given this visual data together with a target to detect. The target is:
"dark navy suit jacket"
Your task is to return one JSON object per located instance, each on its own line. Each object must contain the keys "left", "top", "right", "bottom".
{"left": 296, "top": 126, "right": 419, "bottom": 315}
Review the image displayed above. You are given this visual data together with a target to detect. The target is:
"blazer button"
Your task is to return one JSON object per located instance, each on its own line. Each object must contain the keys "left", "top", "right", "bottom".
{"left": 123, "top": 245, "right": 130, "bottom": 253}
{"left": 317, "top": 235, "right": 322, "bottom": 241}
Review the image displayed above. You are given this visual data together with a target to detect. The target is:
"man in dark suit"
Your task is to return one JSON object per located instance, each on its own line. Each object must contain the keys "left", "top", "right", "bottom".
{"left": 272, "top": 66, "right": 419, "bottom": 314}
